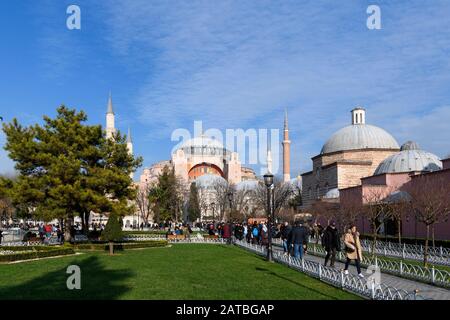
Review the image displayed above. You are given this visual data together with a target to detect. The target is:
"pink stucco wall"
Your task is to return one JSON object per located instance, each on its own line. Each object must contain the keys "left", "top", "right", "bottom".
{"left": 339, "top": 170, "right": 450, "bottom": 240}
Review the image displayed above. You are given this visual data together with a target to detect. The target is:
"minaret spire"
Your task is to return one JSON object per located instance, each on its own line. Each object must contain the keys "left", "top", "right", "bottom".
{"left": 282, "top": 108, "right": 291, "bottom": 182}
{"left": 284, "top": 108, "right": 288, "bottom": 130}
{"left": 106, "top": 91, "right": 116, "bottom": 139}
{"left": 107, "top": 91, "right": 114, "bottom": 114}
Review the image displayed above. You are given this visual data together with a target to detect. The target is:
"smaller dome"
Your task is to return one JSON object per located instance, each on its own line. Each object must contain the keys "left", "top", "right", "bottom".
{"left": 324, "top": 188, "right": 339, "bottom": 199}
{"left": 194, "top": 174, "right": 227, "bottom": 189}
{"left": 375, "top": 149, "right": 442, "bottom": 175}
{"left": 235, "top": 180, "right": 259, "bottom": 191}
{"left": 400, "top": 141, "right": 420, "bottom": 151}
{"left": 290, "top": 176, "right": 302, "bottom": 189}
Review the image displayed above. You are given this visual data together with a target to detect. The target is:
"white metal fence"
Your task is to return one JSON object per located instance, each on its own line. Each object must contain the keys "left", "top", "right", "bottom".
{"left": 288, "top": 240, "right": 450, "bottom": 288}
{"left": 359, "top": 239, "right": 450, "bottom": 266}
{"left": 234, "top": 240, "right": 427, "bottom": 300}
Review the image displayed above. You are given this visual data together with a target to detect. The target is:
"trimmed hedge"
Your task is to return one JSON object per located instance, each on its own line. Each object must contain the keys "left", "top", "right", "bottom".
{"left": 0, "top": 247, "right": 75, "bottom": 263}
{"left": 73, "top": 240, "right": 168, "bottom": 251}
{"left": 0, "top": 245, "right": 64, "bottom": 252}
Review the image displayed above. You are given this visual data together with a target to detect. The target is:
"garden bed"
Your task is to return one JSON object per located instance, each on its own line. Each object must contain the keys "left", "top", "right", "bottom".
{"left": 72, "top": 240, "right": 168, "bottom": 251}
{"left": 0, "top": 246, "right": 75, "bottom": 263}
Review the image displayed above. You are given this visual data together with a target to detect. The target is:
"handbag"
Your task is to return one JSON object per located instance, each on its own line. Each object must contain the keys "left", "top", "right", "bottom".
{"left": 345, "top": 245, "right": 355, "bottom": 253}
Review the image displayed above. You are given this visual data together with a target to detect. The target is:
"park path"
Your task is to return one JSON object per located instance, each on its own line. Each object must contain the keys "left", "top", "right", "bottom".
{"left": 272, "top": 246, "right": 450, "bottom": 300}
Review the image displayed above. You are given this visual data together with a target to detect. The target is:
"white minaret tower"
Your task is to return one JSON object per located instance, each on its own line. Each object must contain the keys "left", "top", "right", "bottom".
{"left": 106, "top": 92, "right": 116, "bottom": 139}
{"left": 267, "top": 134, "right": 273, "bottom": 174}
{"left": 127, "top": 127, "right": 133, "bottom": 155}
{"left": 282, "top": 108, "right": 291, "bottom": 183}
{"left": 127, "top": 127, "right": 134, "bottom": 180}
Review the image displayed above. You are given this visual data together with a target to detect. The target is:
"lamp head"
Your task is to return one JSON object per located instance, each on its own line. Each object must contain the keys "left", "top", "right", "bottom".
{"left": 263, "top": 172, "right": 274, "bottom": 187}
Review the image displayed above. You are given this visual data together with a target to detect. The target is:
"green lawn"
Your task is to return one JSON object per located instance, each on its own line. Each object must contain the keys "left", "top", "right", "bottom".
{"left": 0, "top": 244, "right": 358, "bottom": 300}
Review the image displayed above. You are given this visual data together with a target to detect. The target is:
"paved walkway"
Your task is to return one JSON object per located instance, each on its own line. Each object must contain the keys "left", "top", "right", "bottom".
{"left": 272, "top": 246, "right": 450, "bottom": 300}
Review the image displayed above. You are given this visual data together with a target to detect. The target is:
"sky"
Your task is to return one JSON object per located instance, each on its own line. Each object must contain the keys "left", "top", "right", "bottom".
{"left": 1, "top": 0, "right": 450, "bottom": 179}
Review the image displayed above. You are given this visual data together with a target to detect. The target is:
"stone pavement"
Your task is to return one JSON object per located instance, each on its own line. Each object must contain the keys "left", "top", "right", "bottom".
{"left": 272, "top": 245, "right": 450, "bottom": 300}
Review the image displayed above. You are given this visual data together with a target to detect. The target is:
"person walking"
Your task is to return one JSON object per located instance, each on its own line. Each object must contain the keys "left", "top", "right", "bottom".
{"left": 223, "top": 222, "right": 231, "bottom": 244}
{"left": 291, "top": 221, "right": 308, "bottom": 259}
{"left": 281, "top": 221, "right": 292, "bottom": 255}
{"left": 343, "top": 225, "right": 364, "bottom": 278}
{"left": 322, "top": 221, "right": 341, "bottom": 267}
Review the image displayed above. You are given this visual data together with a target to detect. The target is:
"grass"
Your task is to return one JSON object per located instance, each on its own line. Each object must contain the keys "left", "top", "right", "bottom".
{"left": 0, "top": 244, "right": 359, "bottom": 300}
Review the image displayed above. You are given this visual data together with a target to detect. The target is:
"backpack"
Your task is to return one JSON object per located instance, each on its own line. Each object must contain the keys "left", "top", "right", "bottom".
{"left": 252, "top": 227, "right": 259, "bottom": 237}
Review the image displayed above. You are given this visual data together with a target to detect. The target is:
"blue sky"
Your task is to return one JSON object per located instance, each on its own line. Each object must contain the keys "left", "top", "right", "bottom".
{"left": 1, "top": 0, "right": 450, "bottom": 179}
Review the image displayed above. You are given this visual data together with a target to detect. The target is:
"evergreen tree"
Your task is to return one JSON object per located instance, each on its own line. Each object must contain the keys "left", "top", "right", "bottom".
{"left": 187, "top": 182, "right": 201, "bottom": 223}
{"left": 101, "top": 211, "right": 123, "bottom": 255}
{"left": 149, "top": 165, "right": 184, "bottom": 223}
{"left": 2, "top": 106, "right": 142, "bottom": 241}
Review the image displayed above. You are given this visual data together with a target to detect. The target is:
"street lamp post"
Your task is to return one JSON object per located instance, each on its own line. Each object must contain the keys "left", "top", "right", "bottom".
{"left": 227, "top": 191, "right": 233, "bottom": 222}
{"left": 264, "top": 172, "right": 274, "bottom": 262}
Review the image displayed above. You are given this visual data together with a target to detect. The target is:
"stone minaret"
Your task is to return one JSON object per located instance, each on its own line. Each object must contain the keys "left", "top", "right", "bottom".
{"left": 267, "top": 135, "right": 273, "bottom": 174}
{"left": 106, "top": 92, "right": 116, "bottom": 139}
{"left": 282, "top": 109, "right": 291, "bottom": 182}
{"left": 127, "top": 127, "right": 134, "bottom": 180}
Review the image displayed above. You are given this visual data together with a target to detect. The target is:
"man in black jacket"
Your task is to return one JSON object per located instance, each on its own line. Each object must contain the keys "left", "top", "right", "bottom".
{"left": 290, "top": 221, "right": 309, "bottom": 259}
{"left": 322, "top": 221, "right": 341, "bottom": 267}
{"left": 280, "top": 222, "right": 292, "bottom": 255}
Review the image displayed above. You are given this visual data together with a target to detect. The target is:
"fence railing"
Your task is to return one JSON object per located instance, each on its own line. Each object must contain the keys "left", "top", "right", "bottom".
{"left": 301, "top": 242, "right": 450, "bottom": 288}
{"left": 359, "top": 239, "right": 450, "bottom": 258}
{"left": 307, "top": 237, "right": 450, "bottom": 266}
{"left": 359, "top": 239, "right": 450, "bottom": 266}
{"left": 234, "top": 240, "right": 427, "bottom": 300}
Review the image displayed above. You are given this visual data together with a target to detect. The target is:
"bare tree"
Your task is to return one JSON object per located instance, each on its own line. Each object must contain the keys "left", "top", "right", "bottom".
{"left": 362, "top": 186, "right": 395, "bottom": 257}
{"left": 135, "top": 183, "right": 154, "bottom": 226}
{"left": 211, "top": 179, "right": 230, "bottom": 222}
{"left": 253, "top": 178, "right": 293, "bottom": 218}
{"left": 336, "top": 200, "right": 363, "bottom": 235}
{"left": 311, "top": 200, "right": 337, "bottom": 226}
{"left": 386, "top": 191, "right": 412, "bottom": 245}
{"left": 403, "top": 175, "right": 450, "bottom": 266}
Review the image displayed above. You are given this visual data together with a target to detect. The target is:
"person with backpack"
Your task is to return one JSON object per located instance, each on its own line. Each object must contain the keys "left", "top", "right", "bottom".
{"left": 343, "top": 225, "right": 364, "bottom": 278}
{"left": 322, "top": 221, "right": 341, "bottom": 268}
{"left": 251, "top": 222, "right": 259, "bottom": 244}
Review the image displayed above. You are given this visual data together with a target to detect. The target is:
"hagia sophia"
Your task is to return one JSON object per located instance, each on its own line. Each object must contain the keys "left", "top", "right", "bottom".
{"left": 105, "top": 94, "right": 449, "bottom": 239}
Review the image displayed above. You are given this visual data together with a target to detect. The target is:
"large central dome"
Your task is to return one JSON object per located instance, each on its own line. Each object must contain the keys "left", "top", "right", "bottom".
{"left": 176, "top": 135, "right": 230, "bottom": 156}
{"left": 321, "top": 108, "right": 399, "bottom": 154}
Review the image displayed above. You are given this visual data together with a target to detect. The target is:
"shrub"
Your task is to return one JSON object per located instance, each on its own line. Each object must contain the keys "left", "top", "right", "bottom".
{"left": 72, "top": 240, "right": 168, "bottom": 251}
{"left": 0, "top": 247, "right": 75, "bottom": 263}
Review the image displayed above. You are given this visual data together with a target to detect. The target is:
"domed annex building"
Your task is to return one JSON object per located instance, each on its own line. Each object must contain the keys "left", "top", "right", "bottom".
{"left": 340, "top": 141, "right": 450, "bottom": 240}
{"left": 301, "top": 107, "right": 400, "bottom": 208}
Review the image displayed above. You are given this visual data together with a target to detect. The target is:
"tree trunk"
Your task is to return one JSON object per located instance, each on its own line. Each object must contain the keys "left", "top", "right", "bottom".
{"left": 64, "top": 216, "right": 74, "bottom": 242}
{"left": 371, "top": 221, "right": 377, "bottom": 258}
{"left": 84, "top": 212, "right": 90, "bottom": 235}
{"left": 397, "top": 219, "right": 402, "bottom": 245}
{"left": 109, "top": 241, "right": 114, "bottom": 255}
{"left": 424, "top": 225, "right": 430, "bottom": 267}
{"left": 432, "top": 225, "right": 435, "bottom": 249}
